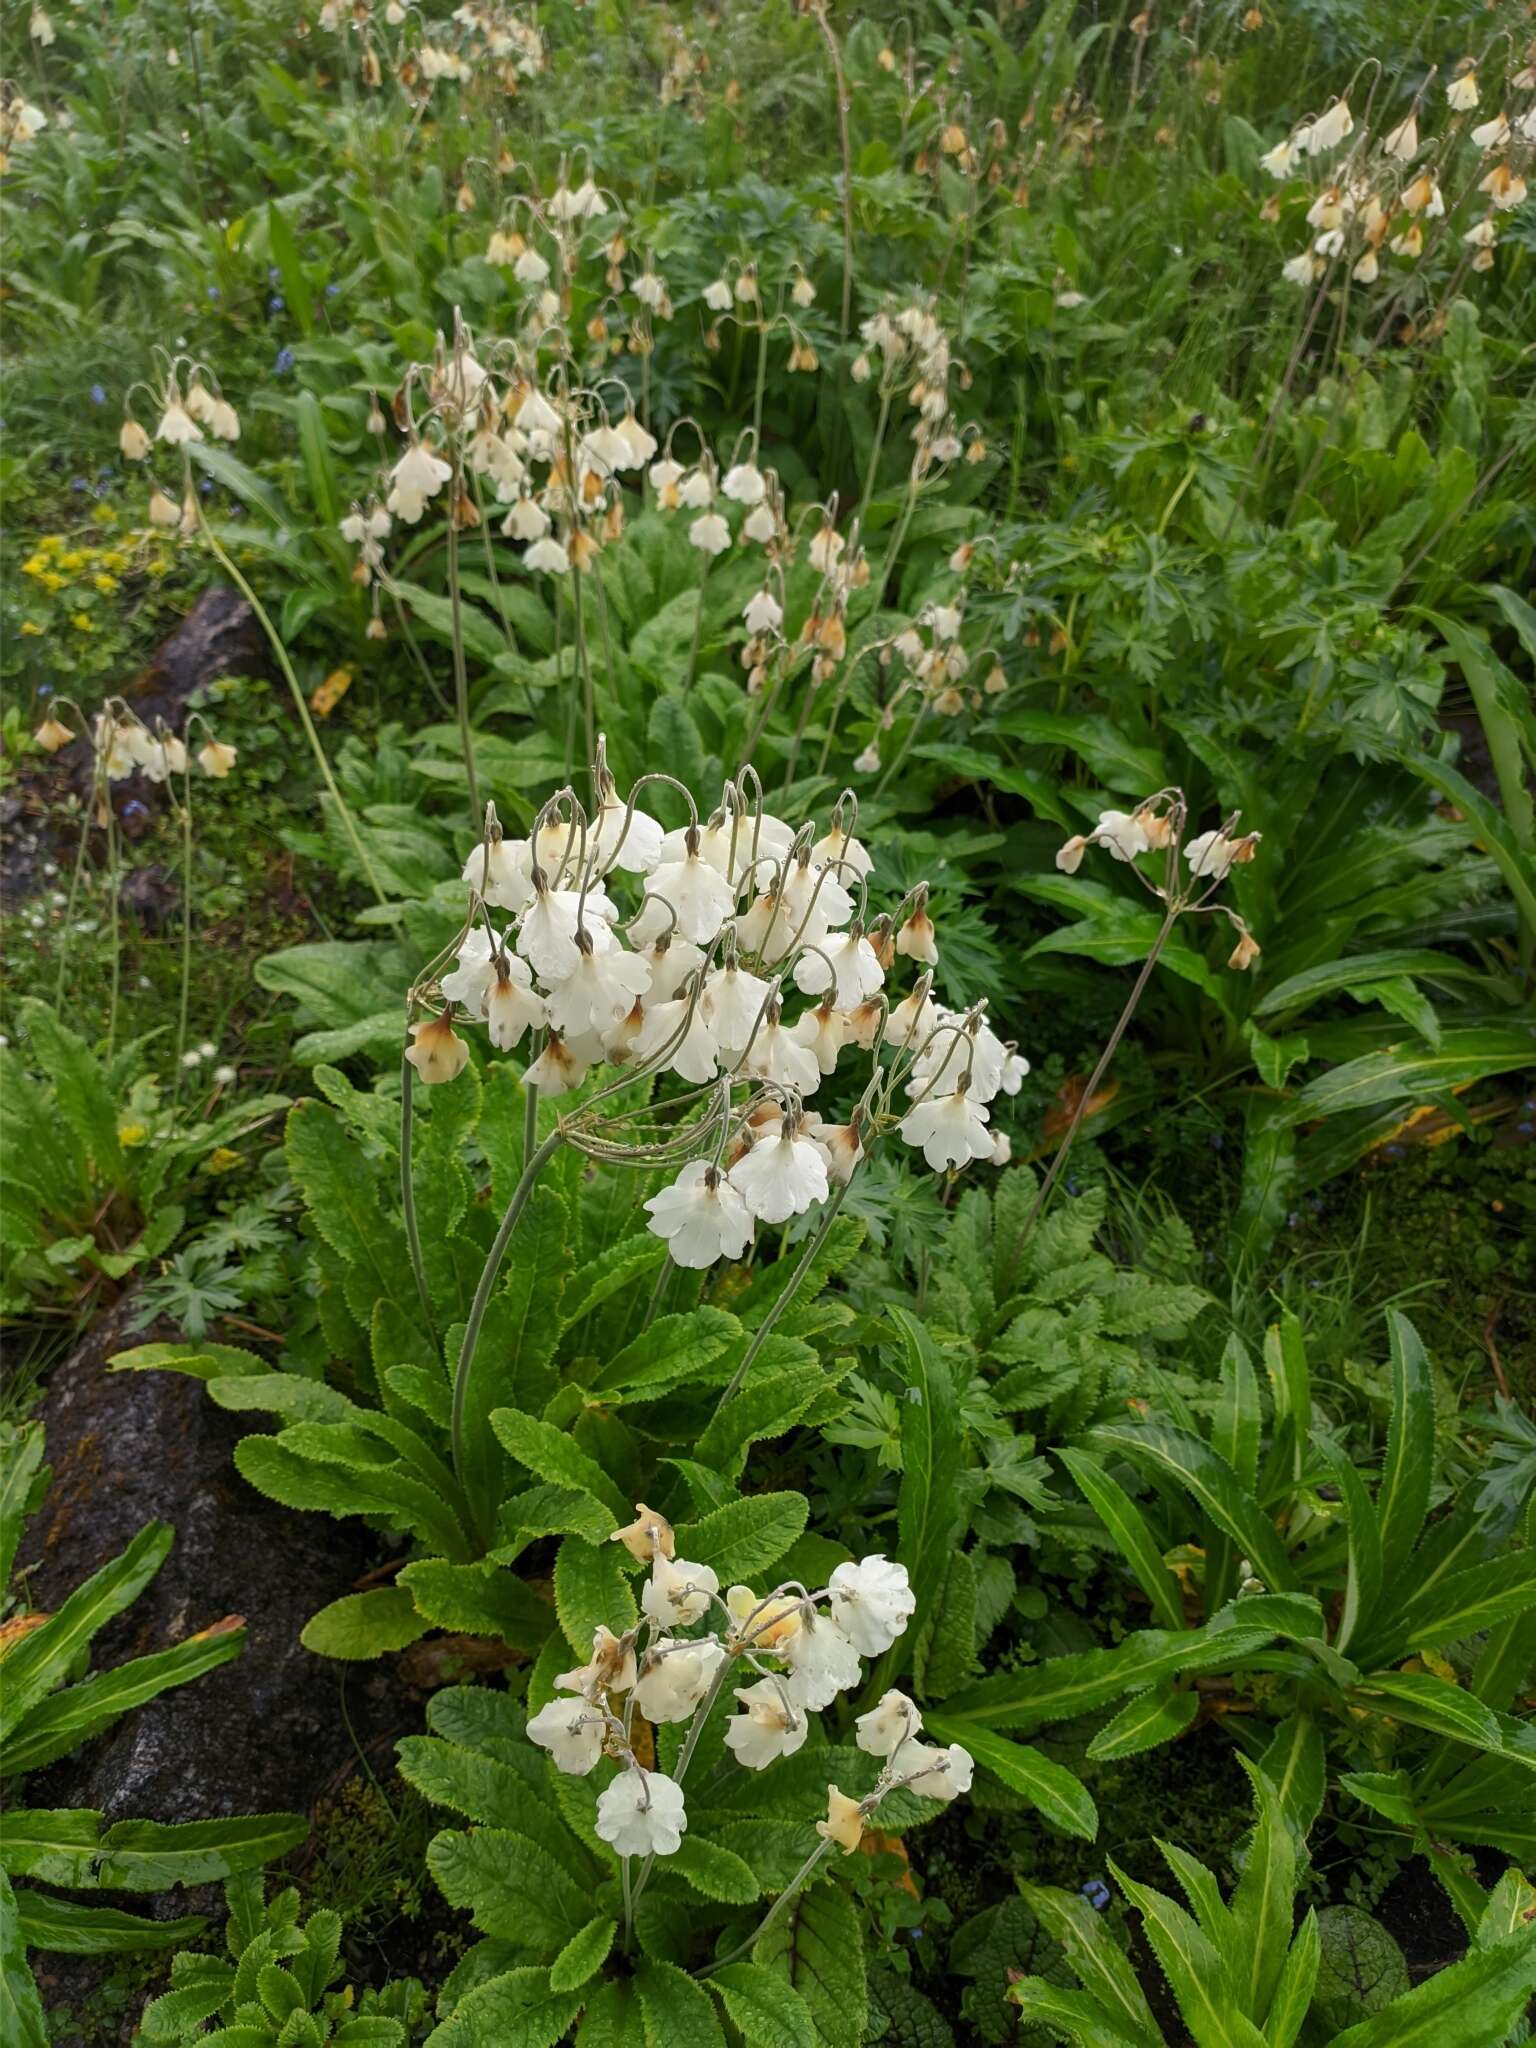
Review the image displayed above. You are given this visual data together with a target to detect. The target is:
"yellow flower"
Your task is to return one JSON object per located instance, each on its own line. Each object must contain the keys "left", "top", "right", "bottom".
{"left": 41, "top": 570, "right": 66, "bottom": 593}
{"left": 59, "top": 549, "right": 88, "bottom": 571}
{"left": 71, "top": 611, "right": 94, "bottom": 632}
{"left": 101, "top": 550, "right": 128, "bottom": 571}
{"left": 21, "top": 553, "right": 47, "bottom": 577}
{"left": 118, "top": 1122, "right": 149, "bottom": 1146}
{"left": 97, "top": 505, "right": 119, "bottom": 524}
{"left": 19, "top": 621, "right": 43, "bottom": 637}
{"left": 39, "top": 534, "right": 64, "bottom": 554}
{"left": 205, "top": 1147, "right": 243, "bottom": 1173}
{"left": 146, "top": 558, "right": 170, "bottom": 579}
{"left": 94, "top": 573, "right": 119, "bottom": 595}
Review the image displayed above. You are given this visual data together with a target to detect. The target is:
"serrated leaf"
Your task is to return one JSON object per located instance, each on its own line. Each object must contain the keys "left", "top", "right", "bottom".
{"left": 926, "top": 1718, "right": 1096, "bottom": 1839}
{"left": 669, "top": 1835, "right": 760, "bottom": 1903}
{"left": 753, "top": 1883, "right": 867, "bottom": 2048}
{"left": 300, "top": 1587, "right": 428, "bottom": 1660}
{"left": 635, "top": 1960, "right": 725, "bottom": 2047}
{"left": 423, "top": 1965, "right": 583, "bottom": 2048}
{"left": 673, "top": 1493, "right": 808, "bottom": 1585}
{"left": 548, "top": 1916, "right": 615, "bottom": 1993}
{"left": 709, "top": 1961, "right": 817, "bottom": 2048}
{"left": 1086, "top": 1683, "right": 1198, "bottom": 1761}
{"left": 553, "top": 1536, "right": 636, "bottom": 1658}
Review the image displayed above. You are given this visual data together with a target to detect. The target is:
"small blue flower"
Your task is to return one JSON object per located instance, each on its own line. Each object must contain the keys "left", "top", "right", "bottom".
{"left": 268, "top": 265, "right": 281, "bottom": 284}
{"left": 199, "top": 478, "right": 214, "bottom": 495}
{"left": 267, "top": 293, "right": 285, "bottom": 315}
{"left": 90, "top": 384, "right": 108, "bottom": 406}
{"left": 274, "top": 346, "right": 296, "bottom": 375}
{"left": 325, "top": 282, "right": 339, "bottom": 299}
{"left": 1080, "top": 1878, "right": 1111, "bottom": 1911}
{"left": 38, "top": 683, "right": 53, "bottom": 697}
{"left": 70, "top": 476, "right": 89, "bottom": 492}
{"left": 123, "top": 799, "right": 149, "bottom": 820}
{"left": 207, "top": 284, "right": 221, "bottom": 301}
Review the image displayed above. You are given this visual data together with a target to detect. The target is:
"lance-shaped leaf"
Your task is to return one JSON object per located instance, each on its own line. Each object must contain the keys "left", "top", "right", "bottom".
{"left": 926, "top": 1717, "right": 1096, "bottom": 1840}
{"left": 0, "top": 1522, "right": 172, "bottom": 1743}
{"left": 1088, "top": 1422, "right": 1295, "bottom": 1593}
{"left": 4, "top": 1615, "right": 246, "bottom": 1773}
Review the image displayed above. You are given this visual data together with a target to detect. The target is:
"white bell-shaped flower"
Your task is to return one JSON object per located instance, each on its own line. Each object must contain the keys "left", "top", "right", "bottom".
{"left": 789, "top": 1001, "right": 845, "bottom": 1077}
{"left": 702, "top": 962, "right": 773, "bottom": 1058}
{"left": 742, "top": 502, "right": 777, "bottom": 544}
{"left": 781, "top": 1608, "right": 862, "bottom": 1710}
{"left": 515, "top": 388, "right": 563, "bottom": 436}
{"left": 900, "top": 1087, "right": 993, "bottom": 1171}
{"left": 404, "top": 1015, "right": 469, "bottom": 1086}
{"left": 893, "top": 1738, "right": 974, "bottom": 1802}
{"left": 544, "top": 945, "right": 651, "bottom": 1037}
{"left": 525, "top": 535, "right": 571, "bottom": 575}
{"left": 644, "top": 852, "right": 736, "bottom": 943}
{"left": 1184, "top": 828, "right": 1239, "bottom": 878}
{"left": 636, "top": 935, "right": 706, "bottom": 1003}
{"left": 855, "top": 1689, "right": 922, "bottom": 1757}
{"left": 590, "top": 793, "right": 664, "bottom": 875}
{"left": 792, "top": 929, "right": 884, "bottom": 1007}
{"left": 595, "top": 1769, "right": 687, "bottom": 1858}
{"left": 739, "top": 1018, "right": 820, "bottom": 1096}
{"left": 724, "top": 1680, "right": 807, "bottom": 1769}
{"left": 487, "top": 967, "right": 546, "bottom": 1050}
{"left": 641, "top": 1551, "right": 719, "bottom": 1628}
{"left": 1093, "top": 809, "right": 1149, "bottom": 862}
{"left": 615, "top": 413, "right": 658, "bottom": 467}
{"left": 462, "top": 836, "right": 535, "bottom": 912}
{"left": 721, "top": 461, "right": 766, "bottom": 506}
{"left": 633, "top": 1639, "right": 726, "bottom": 1724}
{"left": 156, "top": 399, "right": 202, "bottom": 446}
{"left": 689, "top": 511, "right": 731, "bottom": 555}
{"left": 387, "top": 442, "right": 452, "bottom": 523}
{"left": 516, "top": 884, "right": 616, "bottom": 983}
{"left": 829, "top": 1555, "right": 916, "bottom": 1655}
{"left": 504, "top": 496, "right": 552, "bottom": 542}
{"left": 633, "top": 995, "right": 720, "bottom": 1084}
{"left": 644, "top": 1160, "right": 753, "bottom": 1269}
{"left": 703, "top": 278, "right": 732, "bottom": 311}
{"left": 523, "top": 1031, "right": 590, "bottom": 1098}
{"left": 526, "top": 1698, "right": 603, "bottom": 1776}
{"left": 743, "top": 587, "right": 783, "bottom": 635}
{"left": 810, "top": 823, "right": 873, "bottom": 880}
{"left": 728, "top": 1128, "right": 829, "bottom": 1225}
{"left": 441, "top": 928, "right": 500, "bottom": 1013}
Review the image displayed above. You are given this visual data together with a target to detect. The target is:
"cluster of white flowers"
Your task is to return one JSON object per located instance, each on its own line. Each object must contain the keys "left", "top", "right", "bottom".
{"left": 116, "top": 360, "right": 242, "bottom": 536}
{"left": 324, "top": 0, "right": 544, "bottom": 95}
{"left": 526, "top": 1504, "right": 970, "bottom": 1863}
{"left": 42, "top": 706, "right": 237, "bottom": 784}
{"left": 1056, "top": 794, "right": 1263, "bottom": 969}
{"left": 0, "top": 83, "right": 48, "bottom": 154}
{"left": 406, "top": 753, "right": 1024, "bottom": 1265}
{"left": 851, "top": 299, "right": 979, "bottom": 478}
{"left": 1265, "top": 61, "right": 1534, "bottom": 287}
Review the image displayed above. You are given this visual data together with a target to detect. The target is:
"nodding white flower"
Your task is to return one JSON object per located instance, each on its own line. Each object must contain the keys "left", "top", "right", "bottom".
{"left": 999, "top": 1049, "right": 1029, "bottom": 1096}
{"left": 729, "top": 1128, "right": 830, "bottom": 1225}
{"left": 790, "top": 1001, "right": 846, "bottom": 1076}
{"left": 590, "top": 795, "right": 664, "bottom": 876}
{"left": 887, "top": 985, "right": 939, "bottom": 1050}
{"left": 724, "top": 1680, "right": 808, "bottom": 1769}
{"left": 895, "top": 906, "right": 938, "bottom": 966}
{"left": 743, "top": 587, "right": 783, "bottom": 636}
{"left": 649, "top": 456, "right": 685, "bottom": 495}
{"left": 1462, "top": 217, "right": 1498, "bottom": 250}
{"left": 500, "top": 496, "right": 549, "bottom": 543}
{"left": 703, "top": 278, "right": 732, "bottom": 311}
{"left": 642, "top": 1552, "right": 719, "bottom": 1629}
{"left": 894, "top": 1738, "right": 974, "bottom": 1802}
{"left": 1446, "top": 70, "right": 1479, "bottom": 113}
{"left": 525, "top": 534, "right": 571, "bottom": 574}
{"left": 516, "top": 884, "right": 614, "bottom": 982}
{"left": 611, "top": 1504, "right": 675, "bottom": 1563}
{"left": 645, "top": 1159, "right": 754, "bottom": 1268}
{"left": 703, "top": 962, "right": 773, "bottom": 1057}
{"left": 1282, "top": 251, "right": 1322, "bottom": 286}
{"left": 689, "top": 512, "right": 731, "bottom": 555}
{"left": 119, "top": 419, "right": 152, "bottom": 461}
{"left": 780, "top": 1608, "right": 862, "bottom": 1710}
{"left": 634, "top": 1638, "right": 727, "bottom": 1723}
{"left": 1309, "top": 99, "right": 1353, "bottom": 151}
{"left": 811, "top": 823, "right": 873, "bottom": 880}
{"left": 155, "top": 400, "right": 202, "bottom": 446}
{"left": 387, "top": 441, "right": 452, "bottom": 523}
{"left": 632, "top": 266, "right": 669, "bottom": 310}
{"left": 340, "top": 506, "right": 392, "bottom": 547}
{"left": 513, "top": 247, "right": 550, "bottom": 285}
{"left": 808, "top": 523, "right": 845, "bottom": 573}
{"left": 147, "top": 487, "right": 181, "bottom": 529}
{"left": 721, "top": 461, "right": 767, "bottom": 507}
{"left": 1313, "top": 227, "right": 1346, "bottom": 259}
{"left": 1259, "top": 136, "right": 1299, "bottom": 178}
{"left": 462, "top": 835, "right": 535, "bottom": 913}
{"left": 908, "top": 1010, "right": 1008, "bottom": 1103}
{"left": 900, "top": 1086, "right": 993, "bottom": 1172}
{"left": 818, "top": 1119, "right": 865, "bottom": 1186}
{"left": 634, "top": 995, "right": 721, "bottom": 1083}
{"left": 817, "top": 1786, "right": 865, "bottom": 1856}
{"left": 1229, "top": 929, "right": 1262, "bottom": 971}
{"left": 644, "top": 851, "right": 736, "bottom": 943}
{"left": 677, "top": 468, "right": 714, "bottom": 510}
{"left": 1519, "top": 108, "right": 1536, "bottom": 145}
{"left": 197, "top": 738, "right": 237, "bottom": 778}
{"left": 487, "top": 968, "right": 546, "bottom": 1049}
{"left": 856, "top": 1690, "right": 923, "bottom": 1757}
{"left": 545, "top": 945, "right": 651, "bottom": 1036}
{"left": 523, "top": 1030, "right": 590, "bottom": 1098}
{"left": 614, "top": 413, "right": 657, "bottom": 468}
{"left": 829, "top": 1555, "right": 915, "bottom": 1655}
{"left": 791, "top": 273, "right": 816, "bottom": 307}
{"left": 928, "top": 604, "right": 963, "bottom": 642}
{"left": 781, "top": 855, "right": 854, "bottom": 935}
{"left": 792, "top": 930, "right": 884, "bottom": 1009}
{"left": 205, "top": 398, "right": 239, "bottom": 441}
{"left": 739, "top": 1016, "right": 821, "bottom": 1097}
{"left": 637, "top": 935, "right": 706, "bottom": 1003}
{"left": 405, "top": 1014, "right": 469, "bottom": 1086}
{"left": 1352, "top": 250, "right": 1379, "bottom": 284}
{"left": 1093, "top": 809, "right": 1150, "bottom": 862}
{"left": 1480, "top": 164, "right": 1527, "bottom": 211}
{"left": 29, "top": 6, "right": 53, "bottom": 40}
{"left": 742, "top": 501, "right": 778, "bottom": 544}
{"left": 1184, "top": 828, "right": 1241, "bottom": 878}
{"left": 595, "top": 1769, "right": 687, "bottom": 1859}
{"left": 34, "top": 715, "right": 73, "bottom": 754}
{"left": 1383, "top": 112, "right": 1419, "bottom": 161}
{"left": 526, "top": 1698, "right": 603, "bottom": 1775}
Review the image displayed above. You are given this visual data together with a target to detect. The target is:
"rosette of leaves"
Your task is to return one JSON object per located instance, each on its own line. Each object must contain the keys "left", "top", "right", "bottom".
{"left": 0, "top": 1421, "right": 308, "bottom": 2041}
{"left": 138, "top": 1872, "right": 411, "bottom": 2048}
{"left": 1009, "top": 1761, "right": 1536, "bottom": 2048}
{"left": 113, "top": 1066, "right": 869, "bottom": 1663}
{"left": 393, "top": 1681, "right": 936, "bottom": 2048}
{"left": 926, "top": 1309, "right": 1536, "bottom": 1863}
{"left": 0, "top": 1001, "right": 288, "bottom": 1317}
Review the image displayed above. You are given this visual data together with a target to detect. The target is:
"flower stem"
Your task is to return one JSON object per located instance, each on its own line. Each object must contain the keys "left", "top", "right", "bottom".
{"left": 446, "top": 473, "right": 482, "bottom": 832}
{"left": 1022, "top": 905, "right": 1178, "bottom": 1239}
{"left": 696, "top": 1838, "right": 834, "bottom": 1977}
{"left": 194, "top": 507, "right": 388, "bottom": 908}
{"left": 683, "top": 553, "right": 712, "bottom": 692}
{"left": 172, "top": 760, "right": 194, "bottom": 1099}
{"left": 811, "top": 3, "right": 855, "bottom": 341}
{"left": 712, "top": 1178, "right": 851, "bottom": 1414}
{"left": 399, "top": 1053, "right": 437, "bottom": 1343}
{"left": 105, "top": 792, "right": 122, "bottom": 1057}
{"left": 856, "top": 387, "right": 893, "bottom": 534}
{"left": 449, "top": 1127, "right": 565, "bottom": 1533}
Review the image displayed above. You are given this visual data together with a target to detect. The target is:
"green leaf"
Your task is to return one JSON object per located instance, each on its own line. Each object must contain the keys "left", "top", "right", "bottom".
{"left": 1285, "top": 1025, "right": 1536, "bottom": 1123}
{"left": 489, "top": 1408, "right": 626, "bottom": 1523}
{"left": 1086, "top": 1684, "right": 1198, "bottom": 1761}
{"left": 2, "top": 1811, "right": 306, "bottom": 1890}
{"left": 1265, "top": 1908, "right": 1320, "bottom": 2048}
{"left": 426, "top": 1829, "right": 591, "bottom": 1950}
{"left": 1006, "top": 1977, "right": 1148, "bottom": 2046}
{"left": 299, "top": 1587, "right": 430, "bottom": 1660}
{"left": 266, "top": 199, "right": 314, "bottom": 336}
{"left": 754, "top": 1883, "right": 867, "bottom": 2048}
{"left": 285, "top": 1100, "right": 409, "bottom": 1307}
{"left": 692, "top": 1340, "right": 824, "bottom": 1481}
{"left": 1229, "top": 1756, "right": 1295, "bottom": 2022}
{"left": 669, "top": 1836, "right": 760, "bottom": 1904}
{"left": 0, "top": 1521, "right": 172, "bottom": 1742}
{"left": 1016, "top": 1884, "right": 1158, "bottom": 2045}
{"left": 893, "top": 1309, "right": 963, "bottom": 1674}
{"left": 1058, "top": 1449, "right": 1185, "bottom": 1632}
{"left": 1257, "top": 1712, "right": 1326, "bottom": 1842}
{"left": 423, "top": 1966, "right": 583, "bottom": 2048}
{"left": 396, "top": 1560, "right": 551, "bottom": 1650}
{"left": 673, "top": 1494, "right": 808, "bottom": 1585}
{"left": 585, "top": 1308, "right": 738, "bottom": 1399}
{"left": 3, "top": 1618, "right": 247, "bottom": 1773}
{"left": 0, "top": 1872, "right": 46, "bottom": 2048}
{"left": 1312, "top": 1906, "right": 1410, "bottom": 2035}
{"left": 925, "top": 1718, "right": 1096, "bottom": 1839}
{"left": 938, "top": 1621, "right": 1278, "bottom": 1732}
{"left": 915, "top": 1547, "right": 977, "bottom": 1701}
{"left": 1088, "top": 1422, "right": 1295, "bottom": 1593}
{"left": 0, "top": 1422, "right": 46, "bottom": 1593}
{"left": 1348, "top": 1672, "right": 1500, "bottom": 1750}
{"left": 548, "top": 1917, "right": 615, "bottom": 1994}
{"left": 552, "top": 1536, "right": 636, "bottom": 1658}
{"left": 11, "top": 1891, "right": 205, "bottom": 1955}
{"left": 16, "top": 1001, "right": 122, "bottom": 1187}
{"left": 462, "top": 1190, "right": 573, "bottom": 1526}
{"left": 708, "top": 1961, "right": 818, "bottom": 2048}
{"left": 1110, "top": 1863, "right": 1261, "bottom": 2048}
{"left": 635, "top": 1961, "right": 725, "bottom": 2048}
{"left": 1376, "top": 1312, "right": 1435, "bottom": 1590}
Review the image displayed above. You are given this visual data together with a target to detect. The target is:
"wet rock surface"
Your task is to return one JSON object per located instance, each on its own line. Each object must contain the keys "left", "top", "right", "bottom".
{"left": 17, "top": 1299, "right": 423, "bottom": 2036}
